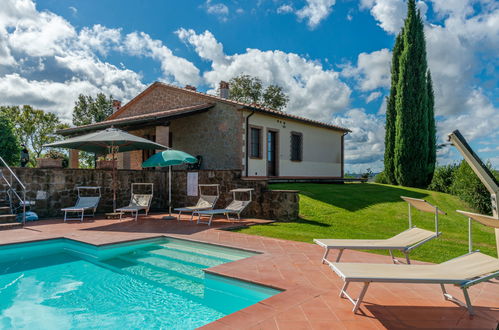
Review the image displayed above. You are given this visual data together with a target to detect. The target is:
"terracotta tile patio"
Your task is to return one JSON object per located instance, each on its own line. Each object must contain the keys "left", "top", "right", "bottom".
{"left": 1, "top": 214, "right": 498, "bottom": 329}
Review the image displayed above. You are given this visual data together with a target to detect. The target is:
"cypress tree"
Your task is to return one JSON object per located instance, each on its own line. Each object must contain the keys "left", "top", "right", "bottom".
{"left": 393, "top": 0, "right": 429, "bottom": 187}
{"left": 384, "top": 30, "right": 404, "bottom": 185}
{"left": 426, "top": 70, "right": 436, "bottom": 184}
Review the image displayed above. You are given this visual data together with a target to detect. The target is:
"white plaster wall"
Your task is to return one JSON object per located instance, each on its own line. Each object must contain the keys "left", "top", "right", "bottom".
{"left": 245, "top": 112, "right": 344, "bottom": 177}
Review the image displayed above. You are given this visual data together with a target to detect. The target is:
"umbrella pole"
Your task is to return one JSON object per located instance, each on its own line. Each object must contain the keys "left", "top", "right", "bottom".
{"left": 113, "top": 147, "right": 117, "bottom": 212}
{"left": 162, "top": 165, "right": 176, "bottom": 220}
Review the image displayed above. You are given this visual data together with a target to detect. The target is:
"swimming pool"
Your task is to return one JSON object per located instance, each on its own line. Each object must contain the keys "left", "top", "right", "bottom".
{"left": 0, "top": 237, "right": 280, "bottom": 329}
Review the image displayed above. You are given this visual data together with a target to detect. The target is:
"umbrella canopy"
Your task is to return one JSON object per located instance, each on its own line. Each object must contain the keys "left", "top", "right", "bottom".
{"left": 142, "top": 149, "right": 197, "bottom": 167}
{"left": 44, "top": 128, "right": 167, "bottom": 154}
{"left": 142, "top": 149, "right": 197, "bottom": 220}
{"left": 44, "top": 127, "right": 168, "bottom": 213}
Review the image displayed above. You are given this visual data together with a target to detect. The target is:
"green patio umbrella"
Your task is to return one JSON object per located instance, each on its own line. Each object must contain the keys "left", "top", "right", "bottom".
{"left": 142, "top": 149, "right": 197, "bottom": 220}
{"left": 45, "top": 128, "right": 168, "bottom": 211}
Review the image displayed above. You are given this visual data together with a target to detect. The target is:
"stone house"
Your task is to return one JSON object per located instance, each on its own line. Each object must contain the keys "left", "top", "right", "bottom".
{"left": 60, "top": 82, "right": 350, "bottom": 178}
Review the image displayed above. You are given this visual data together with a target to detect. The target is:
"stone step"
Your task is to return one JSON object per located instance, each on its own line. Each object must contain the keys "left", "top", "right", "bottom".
{"left": 0, "top": 222, "right": 23, "bottom": 231}
{"left": 0, "top": 214, "right": 17, "bottom": 223}
{"left": 0, "top": 206, "right": 11, "bottom": 215}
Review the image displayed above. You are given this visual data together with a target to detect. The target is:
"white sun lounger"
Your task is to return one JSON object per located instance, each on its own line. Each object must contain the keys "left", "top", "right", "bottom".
{"left": 326, "top": 210, "right": 499, "bottom": 315}
{"left": 314, "top": 196, "right": 445, "bottom": 264}
{"left": 193, "top": 188, "right": 253, "bottom": 226}
{"left": 116, "top": 183, "right": 153, "bottom": 221}
{"left": 61, "top": 186, "right": 101, "bottom": 222}
{"left": 174, "top": 184, "right": 220, "bottom": 221}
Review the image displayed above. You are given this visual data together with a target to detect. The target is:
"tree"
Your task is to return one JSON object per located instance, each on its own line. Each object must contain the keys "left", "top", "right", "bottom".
{"left": 426, "top": 71, "right": 436, "bottom": 184}
{"left": 72, "top": 93, "right": 114, "bottom": 126}
{"left": 391, "top": 0, "right": 435, "bottom": 187}
{"left": 384, "top": 30, "right": 404, "bottom": 185}
{"left": 72, "top": 93, "right": 114, "bottom": 167}
{"left": 0, "top": 114, "right": 20, "bottom": 166}
{"left": 0, "top": 105, "right": 68, "bottom": 166}
{"left": 227, "top": 74, "right": 289, "bottom": 111}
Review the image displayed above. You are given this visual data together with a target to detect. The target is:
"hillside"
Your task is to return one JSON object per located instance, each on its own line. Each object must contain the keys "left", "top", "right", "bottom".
{"left": 234, "top": 183, "right": 497, "bottom": 263}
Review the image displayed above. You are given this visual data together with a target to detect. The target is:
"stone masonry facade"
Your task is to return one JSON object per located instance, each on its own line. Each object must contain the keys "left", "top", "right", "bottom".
{"left": 112, "top": 84, "right": 244, "bottom": 171}
{"left": 7, "top": 168, "right": 299, "bottom": 221}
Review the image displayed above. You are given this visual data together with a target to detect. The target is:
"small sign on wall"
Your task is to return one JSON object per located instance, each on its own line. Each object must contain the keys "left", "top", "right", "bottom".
{"left": 187, "top": 172, "right": 198, "bottom": 196}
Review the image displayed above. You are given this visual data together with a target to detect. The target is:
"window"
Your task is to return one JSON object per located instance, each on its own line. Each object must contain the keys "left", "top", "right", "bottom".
{"left": 250, "top": 127, "right": 262, "bottom": 158}
{"left": 290, "top": 132, "right": 303, "bottom": 161}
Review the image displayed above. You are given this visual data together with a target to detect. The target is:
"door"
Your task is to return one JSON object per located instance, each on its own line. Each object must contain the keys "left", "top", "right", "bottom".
{"left": 267, "top": 130, "right": 278, "bottom": 177}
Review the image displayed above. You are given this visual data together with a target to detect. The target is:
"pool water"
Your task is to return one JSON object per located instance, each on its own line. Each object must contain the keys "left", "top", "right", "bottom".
{"left": 0, "top": 238, "right": 280, "bottom": 329}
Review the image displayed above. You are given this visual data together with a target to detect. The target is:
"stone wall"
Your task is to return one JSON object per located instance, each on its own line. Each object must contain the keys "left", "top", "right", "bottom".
{"left": 5, "top": 168, "right": 299, "bottom": 221}
{"left": 170, "top": 103, "right": 243, "bottom": 170}
{"left": 8, "top": 168, "right": 168, "bottom": 218}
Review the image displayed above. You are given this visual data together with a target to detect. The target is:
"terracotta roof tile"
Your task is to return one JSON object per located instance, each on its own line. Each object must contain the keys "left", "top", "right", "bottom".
{"left": 150, "top": 82, "right": 351, "bottom": 133}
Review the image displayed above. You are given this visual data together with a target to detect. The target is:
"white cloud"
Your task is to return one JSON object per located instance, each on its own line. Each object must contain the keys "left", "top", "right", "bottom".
{"left": 277, "top": 5, "right": 294, "bottom": 14}
{"left": 360, "top": 0, "right": 406, "bottom": 34}
{"left": 331, "top": 108, "right": 386, "bottom": 172}
{"left": 69, "top": 6, "right": 77, "bottom": 16}
{"left": 177, "top": 28, "right": 352, "bottom": 123}
{"left": 204, "top": 0, "right": 229, "bottom": 21}
{"left": 341, "top": 48, "right": 391, "bottom": 91}
{"left": 175, "top": 28, "right": 228, "bottom": 65}
{"left": 366, "top": 91, "right": 382, "bottom": 103}
{"left": 296, "top": 0, "right": 336, "bottom": 29}
{"left": 358, "top": 0, "right": 499, "bottom": 151}
{"left": 123, "top": 32, "right": 201, "bottom": 85}
{"left": 0, "top": 0, "right": 201, "bottom": 120}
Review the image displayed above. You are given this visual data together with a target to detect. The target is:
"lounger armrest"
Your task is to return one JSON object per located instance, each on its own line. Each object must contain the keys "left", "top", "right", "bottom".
{"left": 461, "top": 270, "right": 499, "bottom": 288}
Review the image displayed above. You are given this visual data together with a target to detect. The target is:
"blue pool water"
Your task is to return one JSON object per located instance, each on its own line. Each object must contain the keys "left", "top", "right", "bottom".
{"left": 0, "top": 238, "right": 280, "bottom": 329}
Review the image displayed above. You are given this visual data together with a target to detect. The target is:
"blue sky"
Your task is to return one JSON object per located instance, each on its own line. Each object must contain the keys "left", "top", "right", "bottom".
{"left": 0, "top": 0, "right": 498, "bottom": 172}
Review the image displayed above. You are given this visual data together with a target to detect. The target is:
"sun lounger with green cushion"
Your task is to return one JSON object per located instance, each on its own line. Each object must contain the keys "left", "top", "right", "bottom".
{"left": 314, "top": 196, "right": 445, "bottom": 264}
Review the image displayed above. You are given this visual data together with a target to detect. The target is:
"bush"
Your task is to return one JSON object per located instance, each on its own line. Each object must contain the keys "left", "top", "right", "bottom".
{"left": 0, "top": 115, "right": 20, "bottom": 166}
{"left": 374, "top": 171, "right": 389, "bottom": 184}
{"left": 427, "top": 164, "right": 458, "bottom": 193}
{"left": 450, "top": 160, "right": 496, "bottom": 215}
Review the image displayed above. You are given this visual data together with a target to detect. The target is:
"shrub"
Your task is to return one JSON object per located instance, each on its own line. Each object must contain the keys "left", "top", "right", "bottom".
{"left": 374, "top": 171, "right": 389, "bottom": 184}
{"left": 0, "top": 115, "right": 20, "bottom": 166}
{"left": 427, "top": 164, "right": 458, "bottom": 193}
{"left": 450, "top": 160, "right": 496, "bottom": 215}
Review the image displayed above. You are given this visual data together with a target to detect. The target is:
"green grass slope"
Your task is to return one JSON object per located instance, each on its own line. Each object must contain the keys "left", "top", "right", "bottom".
{"left": 234, "top": 183, "right": 497, "bottom": 263}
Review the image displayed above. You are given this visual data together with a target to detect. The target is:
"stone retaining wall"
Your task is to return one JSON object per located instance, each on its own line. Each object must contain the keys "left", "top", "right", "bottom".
{"left": 5, "top": 168, "right": 299, "bottom": 221}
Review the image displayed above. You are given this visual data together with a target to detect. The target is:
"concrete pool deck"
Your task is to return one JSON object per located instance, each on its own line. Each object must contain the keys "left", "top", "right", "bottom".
{"left": 1, "top": 214, "right": 498, "bottom": 329}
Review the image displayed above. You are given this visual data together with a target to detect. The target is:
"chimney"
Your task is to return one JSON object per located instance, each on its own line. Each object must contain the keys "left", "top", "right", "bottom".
{"left": 112, "top": 100, "right": 121, "bottom": 113}
{"left": 184, "top": 85, "right": 197, "bottom": 91}
{"left": 219, "top": 81, "right": 229, "bottom": 99}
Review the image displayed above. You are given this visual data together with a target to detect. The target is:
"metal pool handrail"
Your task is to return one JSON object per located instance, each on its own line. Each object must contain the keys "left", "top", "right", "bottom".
{"left": 0, "top": 156, "right": 26, "bottom": 224}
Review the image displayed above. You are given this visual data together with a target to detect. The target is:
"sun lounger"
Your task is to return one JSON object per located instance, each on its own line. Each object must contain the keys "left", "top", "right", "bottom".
{"left": 116, "top": 183, "right": 153, "bottom": 221}
{"left": 326, "top": 210, "right": 499, "bottom": 315}
{"left": 174, "top": 184, "right": 220, "bottom": 221}
{"left": 314, "top": 196, "right": 445, "bottom": 264}
{"left": 61, "top": 186, "right": 101, "bottom": 222}
{"left": 193, "top": 188, "right": 253, "bottom": 226}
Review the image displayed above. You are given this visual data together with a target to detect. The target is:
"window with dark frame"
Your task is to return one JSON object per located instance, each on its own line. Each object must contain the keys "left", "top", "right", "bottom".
{"left": 250, "top": 127, "right": 262, "bottom": 158}
{"left": 291, "top": 132, "right": 303, "bottom": 161}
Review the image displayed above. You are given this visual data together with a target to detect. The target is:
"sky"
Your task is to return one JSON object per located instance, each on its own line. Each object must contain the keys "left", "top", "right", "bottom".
{"left": 0, "top": 0, "right": 498, "bottom": 173}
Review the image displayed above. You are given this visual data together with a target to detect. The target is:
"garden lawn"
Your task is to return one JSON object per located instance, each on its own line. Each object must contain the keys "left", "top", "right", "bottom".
{"left": 234, "top": 183, "right": 498, "bottom": 263}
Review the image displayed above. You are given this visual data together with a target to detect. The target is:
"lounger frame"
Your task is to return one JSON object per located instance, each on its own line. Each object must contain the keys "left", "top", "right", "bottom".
{"left": 116, "top": 183, "right": 153, "bottom": 221}
{"left": 317, "top": 196, "right": 445, "bottom": 264}
{"left": 62, "top": 186, "right": 101, "bottom": 222}
{"left": 175, "top": 184, "right": 220, "bottom": 221}
{"left": 327, "top": 253, "right": 499, "bottom": 315}
{"left": 193, "top": 188, "right": 253, "bottom": 226}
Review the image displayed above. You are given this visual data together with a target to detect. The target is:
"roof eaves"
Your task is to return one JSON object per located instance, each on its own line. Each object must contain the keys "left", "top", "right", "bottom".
{"left": 241, "top": 105, "right": 351, "bottom": 133}
{"left": 58, "top": 103, "right": 215, "bottom": 135}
